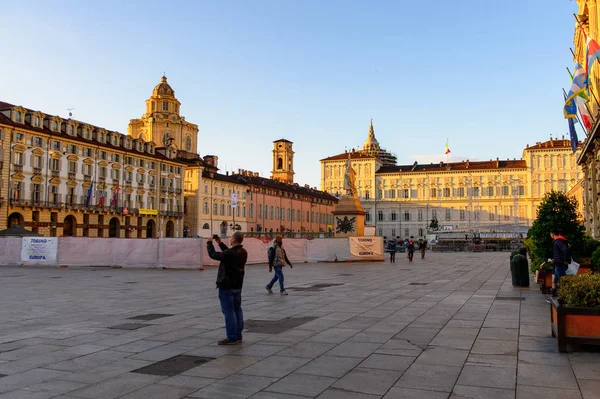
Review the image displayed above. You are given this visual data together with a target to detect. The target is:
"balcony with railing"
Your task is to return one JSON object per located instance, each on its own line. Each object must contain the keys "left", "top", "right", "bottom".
{"left": 13, "top": 164, "right": 23, "bottom": 173}
{"left": 51, "top": 170, "right": 60, "bottom": 177}
{"left": 68, "top": 172, "right": 76, "bottom": 180}
{"left": 84, "top": 175, "right": 91, "bottom": 182}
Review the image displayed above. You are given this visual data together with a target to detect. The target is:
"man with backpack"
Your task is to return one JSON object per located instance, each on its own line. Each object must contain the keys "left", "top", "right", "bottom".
{"left": 266, "top": 235, "right": 293, "bottom": 295}
{"left": 549, "top": 229, "right": 570, "bottom": 297}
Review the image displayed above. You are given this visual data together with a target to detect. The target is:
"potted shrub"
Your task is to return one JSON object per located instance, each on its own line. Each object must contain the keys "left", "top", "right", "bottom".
{"left": 526, "top": 191, "right": 585, "bottom": 292}
{"left": 550, "top": 273, "right": 600, "bottom": 352}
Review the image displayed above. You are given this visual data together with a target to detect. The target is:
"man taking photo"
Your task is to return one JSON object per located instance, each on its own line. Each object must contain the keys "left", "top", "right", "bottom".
{"left": 207, "top": 232, "right": 248, "bottom": 345}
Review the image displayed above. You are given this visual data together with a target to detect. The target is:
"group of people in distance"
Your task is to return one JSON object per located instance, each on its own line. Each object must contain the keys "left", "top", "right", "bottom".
{"left": 384, "top": 236, "right": 427, "bottom": 263}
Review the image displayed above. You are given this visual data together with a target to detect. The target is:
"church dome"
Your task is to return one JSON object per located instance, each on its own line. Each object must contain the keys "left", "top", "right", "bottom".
{"left": 152, "top": 75, "right": 175, "bottom": 97}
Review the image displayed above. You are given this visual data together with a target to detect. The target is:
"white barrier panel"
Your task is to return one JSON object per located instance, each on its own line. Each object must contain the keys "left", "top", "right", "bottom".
{"left": 277, "top": 239, "right": 307, "bottom": 263}
{"left": 158, "top": 238, "right": 202, "bottom": 269}
{"left": 201, "top": 238, "right": 269, "bottom": 266}
{"left": 349, "top": 236, "right": 384, "bottom": 261}
{"left": 0, "top": 237, "right": 24, "bottom": 266}
{"left": 21, "top": 237, "right": 58, "bottom": 266}
{"left": 110, "top": 238, "right": 158, "bottom": 268}
{"left": 306, "top": 238, "right": 351, "bottom": 262}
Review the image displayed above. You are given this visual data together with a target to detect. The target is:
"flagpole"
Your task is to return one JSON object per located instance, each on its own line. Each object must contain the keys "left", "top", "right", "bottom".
{"left": 563, "top": 88, "right": 588, "bottom": 138}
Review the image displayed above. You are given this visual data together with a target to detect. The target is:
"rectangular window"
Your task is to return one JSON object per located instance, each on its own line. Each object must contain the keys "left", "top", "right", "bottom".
{"left": 297, "top": 210, "right": 301, "bottom": 222}
{"left": 378, "top": 210, "right": 383, "bottom": 221}
{"left": 444, "top": 188, "right": 450, "bottom": 197}
{"left": 258, "top": 204, "right": 263, "bottom": 219}
{"left": 14, "top": 152, "right": 23, "bottom": 165}
{"left": 404, "top": 210, "right": 410, "bottom": 221}
{"left": 518, "top": 186, "right": 525, "bottom": 196}
{"left": 418, "top": 209, "right": 423, "bottom": 221}
{"left": 203, "top": 202, "right": 209, "bottom": 214}
{"left": 50, "top": 158, "right": 60, "bottom": 171}
{"left": 460, "top": 209, "right": 465, "bottom": 220}
{"left": 99, "top": 151, "right": 106, "bottom": 160}
{"left": 391, "top": 211, "right": 397, "bottom": 221}
{"left": 33, "top": 137, "right": 43, "bottom": 147}
{"left": 445, "top": 209, "right": 451, "bottom": 220}
{"left": 53, "top": 141, "right": 61, "bottom": 150}
{"left": 250, "top": 204, "right": 254, "bottom": 218}
{"left": 418, "top": 228, "right": 424, "bottom": 237}
{"left": 404, "top": 228, "right": 409, "bottom": 237}
{"left": 403, "top": 189, "right": 409, "bottom": 198}
{"left": 68, "top": 144, "right": 77, "bottom": 154}
{"left": 163, "top": 102, "right": 169, "bottom": 111}
{"left": 365, "top": 191, "right": 370, "bottom": 200}
{"left": 99, "top": 167, "right": 106, "bottom": 178}
{"left": 32, "top": 183, "right": 41, "bottom": 201}
{"left": 213, "top": 203, "right": 218, "bottom": 215}
{"left": 68, "top": 161, "right": 76, "bottom": 173}
{"left": 487, "top": 186, "right": 494, "bottom": 196}
{"left": 473, "top": 187, "right": 480, "bottom": 197}
{"left": 33, "top": 155, "right": 42, "bottom": 168}
{"left": 457, "top": 187, "right": 465, "bottom": 197}
{"left": 365, "top": 212, "right": 371, "bottom": 222}
{"left": 430, "top": 188, "right": 437, "bottom": 198}
{"left": 432, "top": 209, "right": 437, "bottom": 219}
{"left": 502, "top": 186, "right": 509, "bottom": 196}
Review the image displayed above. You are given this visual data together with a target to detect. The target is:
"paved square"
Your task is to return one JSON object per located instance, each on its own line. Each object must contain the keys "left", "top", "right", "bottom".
{"left": 0, "top": 252, "right": 599, "bottom": 398}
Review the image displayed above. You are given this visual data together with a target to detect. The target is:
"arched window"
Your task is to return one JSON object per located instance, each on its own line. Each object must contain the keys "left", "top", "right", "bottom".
{"left": 277, "top": 157, "right": 283, "bottom": 170}
{"left": 185, "top": 136, "right": 192, "bottom": 152}
{"left": 163, "top": 101, "right": 169, "bottom": 111}
{"left": 34, "top": 116, "right": 40, "bottom": 127}
{"left": 163, "top": 133, "right": 171, "bottom": 146}
{"left": 202, "top": 223, "right": 210, "bottom": 229}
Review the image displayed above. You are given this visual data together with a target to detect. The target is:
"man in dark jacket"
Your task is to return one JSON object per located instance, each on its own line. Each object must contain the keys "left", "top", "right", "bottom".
{"left": 550, "top": 229, "right": 570, "bottom": 296}
{"left": 207, "top": 231, "right": 248, "bottom": 345}
{"left": 266, "top": 235, "right": 293, "bottom": 295}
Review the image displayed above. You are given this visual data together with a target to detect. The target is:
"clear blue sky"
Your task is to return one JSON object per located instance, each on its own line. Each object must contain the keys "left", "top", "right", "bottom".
{"left": 1, "top": 0, "right": 577, "bottom": 187}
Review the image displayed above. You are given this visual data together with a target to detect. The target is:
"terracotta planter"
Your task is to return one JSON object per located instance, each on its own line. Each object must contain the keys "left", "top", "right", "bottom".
{"left": 550, "top": 297, "right": 600, "bottom": 352}
{"left": 577, "top": 267, "right": 592, "bottom": 275}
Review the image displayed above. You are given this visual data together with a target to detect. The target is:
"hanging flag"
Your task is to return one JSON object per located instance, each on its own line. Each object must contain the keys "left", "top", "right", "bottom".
{"left": 568, "top": 117, "right": 578, "bottom": 153}
{"left": 576, "top": 22, "right": 600, "bottom": 76}
{"left": 564, "top": 65, "right": 588, "bottom": 119}
{"left": 110, "top": 183, "right": 120, "bottom": 207}
{"left": 97, "top": 188, "right": 105, "bottom": 207}
{"left": 444, "top": 139, "right": 451, "bottom": 154}
{"left": 568, "top": 63, "right": 593, "bottom": 130}
{"left": 85, "top": 181, "right": 94, "bottom": 207}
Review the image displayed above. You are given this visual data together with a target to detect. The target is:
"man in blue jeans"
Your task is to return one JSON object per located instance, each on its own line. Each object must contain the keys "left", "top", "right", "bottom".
{"left": 549, "top": 229, "right": 570, "bottom": 297}
{"left": 266, "top": 235, "right": 293, "bottom": 295}
{"left": 207, "top": 231, "right": 248, "bottom": 345}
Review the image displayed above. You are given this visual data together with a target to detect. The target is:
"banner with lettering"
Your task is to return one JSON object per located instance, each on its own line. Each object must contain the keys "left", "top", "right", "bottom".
{"left": 21, "top": 237, "right": 58, "bottom": 266}
{"left": 349, "top": 237, "right": 384, "bottom": 261}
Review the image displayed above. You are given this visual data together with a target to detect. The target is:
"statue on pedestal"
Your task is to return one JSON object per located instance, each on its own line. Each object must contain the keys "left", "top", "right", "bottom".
{"left": 343, "top": 153, "right": 357, "bottom": 197}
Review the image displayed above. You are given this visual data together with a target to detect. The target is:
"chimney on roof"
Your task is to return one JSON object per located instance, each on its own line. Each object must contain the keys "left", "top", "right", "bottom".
{"left": 496, "top": 157, "right": 499, "bottom": 168}
{"left": 226, "top": 171, "right": 229, "bottom": 176}
{"left": 439, "top": 161, "right": 443, "bottom": 168}
{"left": 466, "top": 159, "right": 469, "bottom": 169}
{"left": 526, "top": 144, "right": 529, "bottom": 148}
{"left": 562, "top": 135, "right": 565, "bottom": 140}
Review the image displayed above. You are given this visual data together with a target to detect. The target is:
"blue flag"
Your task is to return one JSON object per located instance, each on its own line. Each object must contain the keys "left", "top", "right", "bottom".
{"left": 568, "top": 117, "right": 578, "bottom": 153}
{"left": 85, "top": 181, "right": 94, "bottom": 206}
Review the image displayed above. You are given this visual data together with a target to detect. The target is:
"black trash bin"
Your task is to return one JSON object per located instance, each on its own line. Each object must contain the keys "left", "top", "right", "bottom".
{"left": 510, "top": 248, "right": 530, "bottom": 287}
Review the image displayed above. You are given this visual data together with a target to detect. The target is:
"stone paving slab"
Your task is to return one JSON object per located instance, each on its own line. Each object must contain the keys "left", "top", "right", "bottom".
{"left": 0, "top": 252, "right": 599, "bottom": 398}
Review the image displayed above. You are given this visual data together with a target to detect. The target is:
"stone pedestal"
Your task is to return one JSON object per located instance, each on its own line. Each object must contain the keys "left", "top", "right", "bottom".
{"left": 332, "top": 195, "right": 367, "bottom": 238}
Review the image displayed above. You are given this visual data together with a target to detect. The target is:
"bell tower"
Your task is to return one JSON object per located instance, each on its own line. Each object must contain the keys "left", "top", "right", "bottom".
{"left": 271, "top": 139, "right": 294, "bottom": 184}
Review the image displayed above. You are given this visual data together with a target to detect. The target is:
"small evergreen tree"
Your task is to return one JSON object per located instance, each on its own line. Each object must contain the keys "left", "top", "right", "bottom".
{"left": 528, "top": 191, "right": 585, "bottom": 268}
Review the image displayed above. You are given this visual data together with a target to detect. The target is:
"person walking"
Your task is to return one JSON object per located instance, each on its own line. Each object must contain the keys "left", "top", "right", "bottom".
{"left": 266, "top": 235, "right": 293, "bottom": 295}
{"left": 207, "top": 232, "right": 248, "bottom": 346}
{"left": 418, "top": 239, "right": 426, "bottom": 259}
{"left": 404, "top": 238, "right": 409, "bottom": 258}
{"left": 388, "top": 237, "right": 398, "bottom": 263}
{"left": 407, "top": 236, "right": 415, "bottom": 262}
{"left": 549, "top": 229, "right": 570, "bottom": 297}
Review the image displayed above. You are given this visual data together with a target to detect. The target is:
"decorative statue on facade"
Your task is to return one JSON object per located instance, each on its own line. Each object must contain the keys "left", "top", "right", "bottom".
{"left": 343, "top": 153, "right": 357, "bottom": 197}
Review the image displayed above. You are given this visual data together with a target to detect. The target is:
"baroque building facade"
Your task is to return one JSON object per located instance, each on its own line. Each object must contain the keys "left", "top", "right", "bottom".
{"left": 573, "top": 0, "right": 600, "bottom": 238}
{"left": 0, "top": 101, "right": 186, "bottom": 238}
{"left": 321, "top": 122, "right": 582, "bottom": 239}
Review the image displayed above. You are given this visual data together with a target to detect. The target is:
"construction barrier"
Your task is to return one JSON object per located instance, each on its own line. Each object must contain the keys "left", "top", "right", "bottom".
{"left": 0, "top": 236, "right": 383, "bottom": 268}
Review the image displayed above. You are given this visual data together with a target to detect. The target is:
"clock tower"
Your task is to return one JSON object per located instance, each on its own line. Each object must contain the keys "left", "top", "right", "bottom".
{"left": 271, "top": 139, "right": 295, "bottom": 184}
